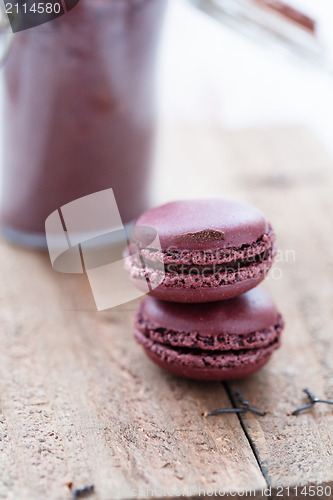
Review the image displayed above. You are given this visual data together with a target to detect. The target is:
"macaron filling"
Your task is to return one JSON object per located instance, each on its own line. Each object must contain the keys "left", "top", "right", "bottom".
{"left": 136, "top": 313, "right": 283, "bottom": 351}
{"left": 134, "top": 314, "right": 284, "bottom": 371}
{"left": 145, "top": 249, "right": 272, "bottom": 274}
{"left": 127, "top": 225, "right": 275, "bottom": 289}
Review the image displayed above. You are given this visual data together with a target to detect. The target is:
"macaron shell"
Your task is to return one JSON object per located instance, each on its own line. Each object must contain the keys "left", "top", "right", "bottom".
{"left": 134, "top": 289, "right": 284, "bottom": 381}
{"left": 134, "top": 199, "right": 269, "bottom": 252}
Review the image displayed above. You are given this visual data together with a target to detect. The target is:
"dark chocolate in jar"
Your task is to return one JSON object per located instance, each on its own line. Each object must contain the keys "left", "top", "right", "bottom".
{"left": 1, "top": 0, "right": 167, "bottom": 247}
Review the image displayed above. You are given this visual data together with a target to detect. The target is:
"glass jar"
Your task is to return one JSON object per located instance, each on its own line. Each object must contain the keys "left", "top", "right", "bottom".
{"left": 1, "top": 0, "right": 167, "bottom": 247}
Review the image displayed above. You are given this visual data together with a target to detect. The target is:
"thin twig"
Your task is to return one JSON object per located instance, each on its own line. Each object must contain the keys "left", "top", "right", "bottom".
{"left": 72, "top": 483, "right": 94, "bottom": 500}
{"left": 292, "top": 388, "right": 333, "bottom": 416}
{"left": 203, "top": 390, "right": 266, "bottom": 418}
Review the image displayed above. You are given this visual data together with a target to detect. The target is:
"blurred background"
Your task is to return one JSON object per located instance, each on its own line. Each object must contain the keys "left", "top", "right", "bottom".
{"left": 1, "top": 0, "right": 333, "bottom": 208}
{"left": 145, "top": 0, "right": 333, "bottom": 205}
{"left": 157, "top": 0, "right": 333, "bottom": 146}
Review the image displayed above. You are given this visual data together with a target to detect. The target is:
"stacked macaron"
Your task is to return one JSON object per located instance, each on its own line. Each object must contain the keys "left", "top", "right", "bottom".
{"left": 126, "top": 199, "right": 284, "bottom": 381}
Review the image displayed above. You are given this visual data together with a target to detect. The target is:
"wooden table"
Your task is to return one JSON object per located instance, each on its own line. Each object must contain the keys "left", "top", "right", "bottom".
{"left": 1, "top": 125, "right": 333, "bottom": 500}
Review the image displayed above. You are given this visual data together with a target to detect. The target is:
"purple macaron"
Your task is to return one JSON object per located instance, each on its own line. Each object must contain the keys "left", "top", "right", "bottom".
{"left": 126, "top": 199, "right": 275, "bottom": 303}
{"left": 134, "top": 288, "right": 284, "bottom": 381}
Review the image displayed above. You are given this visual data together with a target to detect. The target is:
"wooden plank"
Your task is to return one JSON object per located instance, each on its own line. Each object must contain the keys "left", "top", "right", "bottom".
{"left": 227, "top": 128, "right": 333, "bottom": 493}
{"left": 0, "top": 244, "right": 265, "bottom": 499}
{"left": 155, "top": 124, "right": 333, "bottom": 495}
{"left": 1, "top": 125, "right": 333, "bottom": 499}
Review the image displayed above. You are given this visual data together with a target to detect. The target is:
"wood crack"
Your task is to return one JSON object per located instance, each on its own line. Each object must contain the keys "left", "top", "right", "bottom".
{"left": 223, "top": 382, "right": 271, "bottom": 488}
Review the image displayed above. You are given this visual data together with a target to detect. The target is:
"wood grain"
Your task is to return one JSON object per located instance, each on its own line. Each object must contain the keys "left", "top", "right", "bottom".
{"left": 154, "top": 124, "right": 333, "bottom": 497}
{"left": 1, "top": 125, "right": 333, "bottom": 499}
{"left": 0, "top": 245, "right": 265, "bottom": 499}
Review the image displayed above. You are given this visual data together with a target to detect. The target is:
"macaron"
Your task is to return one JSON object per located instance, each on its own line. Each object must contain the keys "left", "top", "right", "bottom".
{"left": 126, "top": 199, "right": 275, "bottom": 302}
{"left": 134, "top": 288, "right": 284, "bottom": 381}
